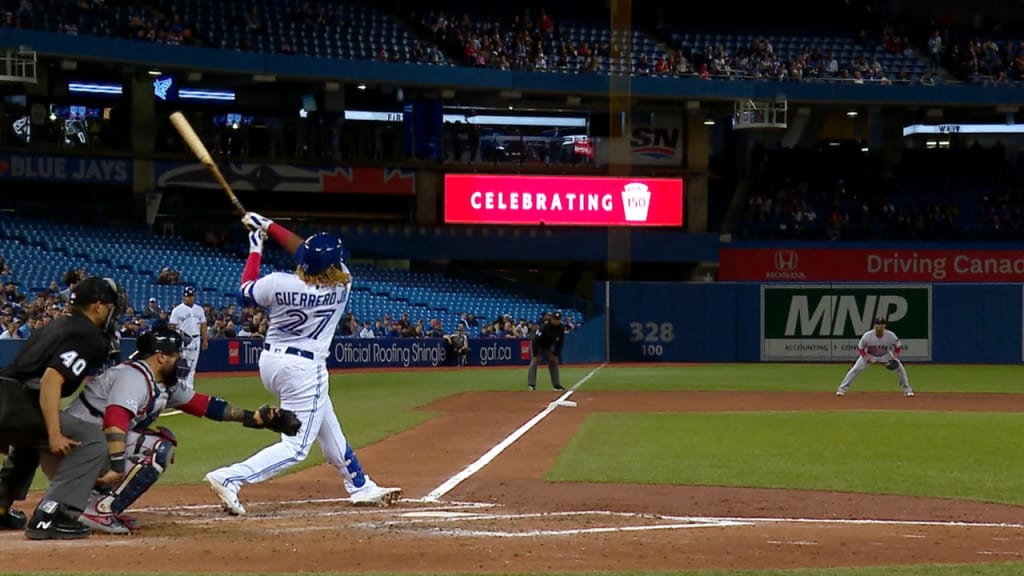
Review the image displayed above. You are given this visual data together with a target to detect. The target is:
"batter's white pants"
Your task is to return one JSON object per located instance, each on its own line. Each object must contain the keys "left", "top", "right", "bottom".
{"left": 179, "top": 345, "right": 200, "bottom": 392}
{"left": 838, "top": 353, "right": 912, "bottom": 394}
{"left": 209, "top": 349, "right": 380, "bottom": 495}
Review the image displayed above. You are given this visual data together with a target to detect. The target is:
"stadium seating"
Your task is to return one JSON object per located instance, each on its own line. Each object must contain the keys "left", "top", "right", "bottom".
{"left": 25, "top": 0, "right": 447, "bottom": 65}
{"left": 0, "top": 216, "right": 583, "bottom": 335}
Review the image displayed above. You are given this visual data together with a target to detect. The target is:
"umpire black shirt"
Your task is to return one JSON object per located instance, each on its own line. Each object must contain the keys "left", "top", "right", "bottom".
{"left": 0, "top": 311, "right": 109, "bottom": 397}
{"left": 533, "top": 322, "right": 566, "bottom": 355}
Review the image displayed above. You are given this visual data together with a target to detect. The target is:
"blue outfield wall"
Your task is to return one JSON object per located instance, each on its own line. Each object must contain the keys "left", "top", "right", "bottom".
{"left": 605, "top": 282, "right": 1024, "bottom": 365}
{"left": 0, "top": 337, "right": 536, "bottom": 373}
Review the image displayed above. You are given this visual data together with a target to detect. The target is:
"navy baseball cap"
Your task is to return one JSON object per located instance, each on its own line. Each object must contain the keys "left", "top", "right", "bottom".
{"left": 183, "top": 286, "right": 196, "bottom": 297}
{"left": 874, "top": 317, "right": 886, "bottom": 324}
{"left": 70, "top": 277, "right": 119, "bottom": 306}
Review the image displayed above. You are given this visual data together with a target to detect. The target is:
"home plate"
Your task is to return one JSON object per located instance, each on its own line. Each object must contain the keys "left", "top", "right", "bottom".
{"left": 551, "top": 400, "right": 577, "bottom": 408}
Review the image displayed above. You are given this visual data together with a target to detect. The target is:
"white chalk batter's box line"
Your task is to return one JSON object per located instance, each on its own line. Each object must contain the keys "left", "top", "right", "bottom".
{"left": 125, "top": 498, "right": 1024, "bottom": 537}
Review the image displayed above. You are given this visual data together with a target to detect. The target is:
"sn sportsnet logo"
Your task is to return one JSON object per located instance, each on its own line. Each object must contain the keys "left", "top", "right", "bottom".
{"left": 766, "top": 250, "right": 807, "bottom": 279}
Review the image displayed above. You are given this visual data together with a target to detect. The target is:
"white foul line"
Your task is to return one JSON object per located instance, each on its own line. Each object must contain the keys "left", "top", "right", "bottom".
{"left": 423, "top": 363, "right": 606, "bottom": 502}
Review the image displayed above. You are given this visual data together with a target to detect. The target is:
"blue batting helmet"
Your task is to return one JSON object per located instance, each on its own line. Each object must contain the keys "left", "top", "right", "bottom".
{"left": 295, "top": 232, "right": 344, "bottom": 276}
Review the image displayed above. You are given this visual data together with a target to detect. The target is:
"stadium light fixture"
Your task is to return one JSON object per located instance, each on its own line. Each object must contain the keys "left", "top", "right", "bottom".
{"left": 178, "top": 89, "right": 235, "bottom": 101}
{"left": 356, "top": 83, "right": 367, "bottom": 90}
{"left": 68, "top": 82, "right": 122, "bottom": 95}
{"left": 703, "top": 119, "right": 715, "bottom": 126}
{"left": 846, "top": 110, "right": 858, "bottom": 117}
{"left": 861, "top": 146, "right": 869, "bottom": 152}
{"left": 148, "top": 70, "right": 162, "bottom": 76}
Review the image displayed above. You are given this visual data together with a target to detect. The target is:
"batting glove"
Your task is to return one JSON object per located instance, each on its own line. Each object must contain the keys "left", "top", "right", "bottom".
{"left": 242, "top": 211, "right": 273, "bottom": 233}
{"left": 248, "top": 229, "right": 266, "bottom": 253}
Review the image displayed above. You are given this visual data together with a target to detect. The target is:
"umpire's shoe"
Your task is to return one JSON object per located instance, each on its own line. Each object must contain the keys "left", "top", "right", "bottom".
{"left": 24, "top": 500, "right": 91, "bottom": 540}
{"left": 0, "top": 507, "right": 27, "bottom": 530}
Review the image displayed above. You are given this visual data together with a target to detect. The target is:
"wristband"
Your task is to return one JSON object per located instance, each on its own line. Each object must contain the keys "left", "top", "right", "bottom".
{"left": 242, "top": 410, "right": 259, "bottom": 429}
{"left": 110, "top": 452, "right": 126, "bottom": 474}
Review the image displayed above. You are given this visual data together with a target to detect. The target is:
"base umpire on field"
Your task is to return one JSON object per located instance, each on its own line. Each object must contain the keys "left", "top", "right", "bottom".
{"left": 0, "top": 276, "right": 125, "bottom": 540}
{"left": 527, "top": 311, "right": 566, "bottom": 391}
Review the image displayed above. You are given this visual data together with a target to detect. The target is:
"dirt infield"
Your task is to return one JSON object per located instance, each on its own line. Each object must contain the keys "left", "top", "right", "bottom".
{"left": 2, "top": 390, "right": 1022, "bottom": 573}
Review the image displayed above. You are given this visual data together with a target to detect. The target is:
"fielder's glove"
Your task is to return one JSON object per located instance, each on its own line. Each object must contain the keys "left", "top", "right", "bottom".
{"left": 242, "top": 211, "right": 274, "bottom": 233}
{"left": 243, "top": 404, "right": 302, "bottom": 436}
{"left": 885, "top": 359, "right": 901, "bottom": 371}
{"left": 248, "top": 228, "right": 266, "bottom": 254}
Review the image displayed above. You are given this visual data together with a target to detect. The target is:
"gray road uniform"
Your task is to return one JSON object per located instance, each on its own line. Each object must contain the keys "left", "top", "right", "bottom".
{"left": 65, "top": 359, "right": 194, "bottom": 524}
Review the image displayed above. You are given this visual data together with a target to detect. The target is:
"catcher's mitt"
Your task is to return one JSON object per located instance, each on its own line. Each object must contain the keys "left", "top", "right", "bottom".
{"left": 244, "top": 405, "right": 302, "bottom": 436}
{"left": 885, "top": 359, "right": 900, "bottom": 371}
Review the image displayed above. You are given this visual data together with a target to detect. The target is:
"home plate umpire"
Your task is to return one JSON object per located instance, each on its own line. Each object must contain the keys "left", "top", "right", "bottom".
{"left": 0, "top": 277, "right": 125, "bottom": 540}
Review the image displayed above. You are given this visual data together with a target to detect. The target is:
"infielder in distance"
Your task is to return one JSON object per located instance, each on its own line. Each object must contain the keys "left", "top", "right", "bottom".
{"left": 205, "top": 213, "right": 402, "bottom": 514}
{"left": 837, "top": 317, "right": 914, "bottom": 397}
{"left": 66, "top": 329, "right": 300, "bottom": 534}
{"left": 168, "top": 286, "right": 207, "bottom": 391}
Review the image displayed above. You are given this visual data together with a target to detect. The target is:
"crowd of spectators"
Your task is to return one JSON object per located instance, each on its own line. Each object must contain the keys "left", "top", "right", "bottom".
{"left": 740, "top": 147, "right": 1024, "bottom": 242}
{"left": 420, "top": 8, "right": 628, "bottom": 74}
{"left": 0, "top": 0, "right": 204, "bottom": 47}
{"left": 0, "top": 259, "right": 577, "bottom": 343}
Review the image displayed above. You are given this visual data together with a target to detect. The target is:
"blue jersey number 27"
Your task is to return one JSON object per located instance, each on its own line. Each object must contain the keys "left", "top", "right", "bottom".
{"left": 280, "top": 310, "right": 335, "bottom": 339}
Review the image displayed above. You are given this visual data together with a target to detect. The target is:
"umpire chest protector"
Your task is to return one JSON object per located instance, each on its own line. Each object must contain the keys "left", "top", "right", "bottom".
{"left": 0, "top": 312, "right": 110, "bottom": 438}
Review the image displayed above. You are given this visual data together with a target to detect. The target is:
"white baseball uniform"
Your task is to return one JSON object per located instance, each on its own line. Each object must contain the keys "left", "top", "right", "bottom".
{"left": 169, "top": 302, "right": 205, "bottom": 391}
{"left": 837, "top": 329, "right": 913, "bottom": 395}
{"left": 207, "top": 266, "right": 389, "bottom": 500}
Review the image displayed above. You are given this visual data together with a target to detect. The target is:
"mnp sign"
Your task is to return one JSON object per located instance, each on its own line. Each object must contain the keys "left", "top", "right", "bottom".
{"left": 761, "top": 285, "right": 932, "bottom": 362}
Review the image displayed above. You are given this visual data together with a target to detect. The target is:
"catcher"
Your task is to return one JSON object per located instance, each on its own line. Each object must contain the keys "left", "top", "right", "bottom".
{"left": 63, "top": 329, "right": 301, "bottom": 534}
{"left": 837, "top": 317, "right": 914, "bottom": 397}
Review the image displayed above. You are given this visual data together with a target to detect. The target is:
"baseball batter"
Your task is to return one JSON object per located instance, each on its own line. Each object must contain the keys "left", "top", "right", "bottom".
{"left": 837, "top": 317, "right": 914, "bottom": 397}
{"left": 205, "top": 213, "right": 401, "bottom": 514}
{"left": 168, "top": 286, "right": 207, "bottom": 391}
{"left": 65, "top": 329, "right": 300, "bottom": 534}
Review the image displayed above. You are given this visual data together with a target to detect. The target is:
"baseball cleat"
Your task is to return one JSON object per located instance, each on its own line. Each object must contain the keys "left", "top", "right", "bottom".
{"left": 115, "top": 513, "right": 140, "bottom": 532}
{"left": 0, "top": 508, "right": 27, "bottom": 530}
{"left": 24, "top": 501, "right": 91, "bottom": 540}
{"left": 905, "top": 391, "right": 915, "bottom": 397}
{"left": 836, "top": 390, "right": 846, "bottom": 396}
{"left": 205, "top": 472, "right": 246, "bottom": 516}
{"left": 528, "top": 385, "right": 536, "bottom": 391}
{"left": 79, "top": 511, "right": 132, "bottom": 535}
{"left": 350, "top": 486, "right": 403, "bottom": 508}
{"left": 552, "top": 385, "right": 566, "bottom": 391}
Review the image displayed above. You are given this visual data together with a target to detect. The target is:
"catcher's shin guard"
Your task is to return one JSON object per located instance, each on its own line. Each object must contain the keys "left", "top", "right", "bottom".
{"left": 98, "top": 439, "right": 174, "bottom": 514}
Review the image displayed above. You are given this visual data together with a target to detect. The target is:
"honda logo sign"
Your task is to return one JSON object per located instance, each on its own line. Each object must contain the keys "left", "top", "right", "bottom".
{"left": 775, "top": 250, "right": 798, "bottom": 271}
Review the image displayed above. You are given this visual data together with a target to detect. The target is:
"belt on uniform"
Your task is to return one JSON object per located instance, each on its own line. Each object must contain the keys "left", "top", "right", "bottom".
{"left": 263, "top": 343, "right": 315, "bottom": 360}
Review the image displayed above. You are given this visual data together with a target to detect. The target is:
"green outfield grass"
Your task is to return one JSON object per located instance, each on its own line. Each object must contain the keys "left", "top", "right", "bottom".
{"left": 9, "top": 565, "right": 1024, "bottom": 576}
{"left": 29, "top": 362, "right": 1024, "bottom": 489}
{"left": 581, "top": 363, "right": 1024, "bottom": 393}
{"left": 548, "top": 411, "right": 1024, "bottom": 504}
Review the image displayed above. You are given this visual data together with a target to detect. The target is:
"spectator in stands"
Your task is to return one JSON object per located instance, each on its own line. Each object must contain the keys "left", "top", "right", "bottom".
{"left": 927, "top": 30, "right": 943, "bottom": 72}
{"left": 426, "top": 319, "right": 444, "bottom": 338}
{"left": 444, "top": 325, "right": 471, "bottom": 367}
{"left": 0, "top": 256, "right": 9, "bottom": 274}
{"left": 0, "top": 319, "right": 20, "bottom": 340}
{"left": 120, "top": 319, "right": 140, "bottom": 338}
{"left": 359, "top": 321, "right": 376, "bottom": 339}
{"left": 142, "top": 297, "right": 162, "bottom": 320}
{"left": 3, "top": 283, "right": 22, "bottom": 306}
{"left": 157, "top": 267, "right": 181, "bottom": 285}
{"left": 386, "top": 322, "right": 402, "bottom": 338}
{"left": 59, "top": 269, "right": 81, "bottom": 300}
{"left": 466, "top": 313, "right": 478, "bottom": 328}
{"left": 516, "top": 319, "right": 530, "bottom": 338}
{"left": 374, "top": 319, "right": 385, "bottom": 335}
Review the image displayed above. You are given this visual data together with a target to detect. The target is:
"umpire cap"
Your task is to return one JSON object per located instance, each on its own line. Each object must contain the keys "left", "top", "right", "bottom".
{"left": 70, "top": 277, "right": 119, "bottom": 306}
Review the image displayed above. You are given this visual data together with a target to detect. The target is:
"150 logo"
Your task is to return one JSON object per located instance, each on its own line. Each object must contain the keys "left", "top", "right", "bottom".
{"left": 760, "top": 285, "right": 932, "bottom": 361}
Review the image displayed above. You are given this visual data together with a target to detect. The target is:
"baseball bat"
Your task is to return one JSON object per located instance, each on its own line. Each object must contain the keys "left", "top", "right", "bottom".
{"left": 168, "top": 111, "right": 247, "bottom": 216}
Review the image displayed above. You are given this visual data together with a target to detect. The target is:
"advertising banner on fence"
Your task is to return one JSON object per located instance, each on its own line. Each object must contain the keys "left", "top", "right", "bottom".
{"left": 760, "top": 284, "right": 932, "bottom": 362}
{"left": 198, "top": 337, "right": 532, "bottom": 372}
{"left": 721, "top": 247, "right": 1024, "bottom": 282}
{"left": 444, "top": 174, "right": 684, "bottom": 226}
{"left": 0, "top": 153, "right": 131, "bottom": 185}
{"left": 155, "top": 162, "right": 415, "bottom": 195}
